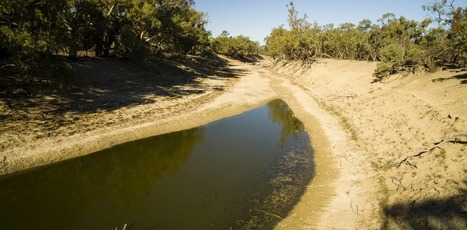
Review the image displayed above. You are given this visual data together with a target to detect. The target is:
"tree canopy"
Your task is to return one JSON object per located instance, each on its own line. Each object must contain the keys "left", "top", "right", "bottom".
{"left": 265, "top": 0, "right": 467, "bottom": 80}
{"left": 0, "top": 0, "right": 212, "bottom": 84}
{"left": 210, "top": 30, "right": 260, "bottom": 59}
{"left": 1, "top": 0, "right": 465, "bottom": 85}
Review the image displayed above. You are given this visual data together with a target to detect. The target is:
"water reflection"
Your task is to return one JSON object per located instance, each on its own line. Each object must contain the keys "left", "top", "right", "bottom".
{"left": 0, "top": 128, "right": 204, "bottom": 230}
{"left": 0, "top": 100, "right": 314, "bottom": 230}
{"left": 267, "top": 100, "right": 305, "bottom": 147}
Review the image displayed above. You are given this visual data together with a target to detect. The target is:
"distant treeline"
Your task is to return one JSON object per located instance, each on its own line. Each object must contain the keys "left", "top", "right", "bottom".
{"left": 1, "top": 0, "right": 465, "bottom": 85}
{"left": 264, "top": 1, "right": 466, "bottom": 80}
{"left": 210, "top": 30, "right": 260, "bottom": 59}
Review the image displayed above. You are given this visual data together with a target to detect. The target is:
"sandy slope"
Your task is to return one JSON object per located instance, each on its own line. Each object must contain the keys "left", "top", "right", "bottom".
{"left": 271, "top": 59, "right": 467, "bottom": 229}
{"left": 1, "top": 57, "right": 466, "bottom": 229}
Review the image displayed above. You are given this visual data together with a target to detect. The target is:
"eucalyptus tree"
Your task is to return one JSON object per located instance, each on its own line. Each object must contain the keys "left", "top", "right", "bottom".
{"left": 422, "top": 0, "right": 466, "bottom": 65}
{"left": 265, "top": 0, "right": 465, "bottom": 81}
{"left": 265, "top": 1, "right": 315, "bottom": 60}
{"left": 264, "top": 26, "right": 292, "bottom": 59}
{"left": 61, "top": 0, "right": 105, "bottom": 58}
{"left": 211, "top": 31, "right": 260, "bottom": 58}
{"left": 0, "top": 0, "right": 70, "bottom": 81}
{"left": 0, "top": 0, "right": 212, "bottom": 88}
{"left": 377, "top": 16, "right": 424, "bottom": 65}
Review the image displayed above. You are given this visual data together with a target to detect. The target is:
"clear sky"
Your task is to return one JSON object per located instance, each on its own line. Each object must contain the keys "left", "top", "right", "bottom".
{"left": 193, "top": 0, "right": 467, "bottom": 44}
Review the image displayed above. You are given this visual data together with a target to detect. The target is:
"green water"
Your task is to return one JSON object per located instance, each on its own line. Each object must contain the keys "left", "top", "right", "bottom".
{"left": 0, "top": 100, "right": 314, "bottom": 229}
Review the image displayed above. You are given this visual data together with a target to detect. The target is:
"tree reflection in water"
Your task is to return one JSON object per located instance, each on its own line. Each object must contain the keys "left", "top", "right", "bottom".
{"left": 0, "top": 100, "right": 314, "bottom": 230}
{"left": 267, "top": 99, "right": 305, "bottom": 147}
{"left": 0, "top": 128, "right": 204, "bottom": 230}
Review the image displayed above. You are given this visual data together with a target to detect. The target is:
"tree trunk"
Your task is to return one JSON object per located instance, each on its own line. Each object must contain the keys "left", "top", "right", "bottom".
{"left": 102, "top": 31, "right": 115, "bottom": 57}
{"left": 68, "top": 28, "right": 78, "bottom": 60}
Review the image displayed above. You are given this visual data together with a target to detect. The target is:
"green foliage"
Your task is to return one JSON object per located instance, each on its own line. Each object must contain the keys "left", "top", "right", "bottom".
{"left": 0, "top": 0, "right": 212, "bottom": 88}
{"left": 0, "top": 0, "right": 210, "bottom": 59}
{"left": 211, "top": 31, "right": 260, "bottom": 59}
{"left": 265, "top": 2, "right": 317, "bottom": 61}
{"left": 265, "top": 0, "right": 467, "bottom": 81}
{"left": 374, "top": 62, "right": 396, "bottom": 81}
{"left": 378, "top": 43, "right": 404, "bottom": 63}
{"left": 0, "top": 0, "right": 70, "bottom": 83}
{"left": 117, "top": 24, "right": 151, "bottom": 61}
{"left": 264, "top": 27, "right": 290, "bottom": 59}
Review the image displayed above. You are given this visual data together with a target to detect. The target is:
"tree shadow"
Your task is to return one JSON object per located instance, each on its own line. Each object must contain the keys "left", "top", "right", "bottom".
{"left": 216, "top": 54, "right": 264, "bottom": 64}
{"left": 0, "top": 55, "right": 245, "bottom": 118}
{"left": 234, "top": 54, "right": 264, "bottom": 64}
{"left": 432, "top": 73, "right": 467, "bottom": 84}
{"left": 172, "top": 55, "right": 244, "bottom": 78}
{"left": 384, "top": 180, "right": 467, "bottom": 229}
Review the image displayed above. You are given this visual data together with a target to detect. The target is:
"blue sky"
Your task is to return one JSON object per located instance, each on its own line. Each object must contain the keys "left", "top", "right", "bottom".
{"left": 194, "top": 0, "right": 467, "bottom": 44}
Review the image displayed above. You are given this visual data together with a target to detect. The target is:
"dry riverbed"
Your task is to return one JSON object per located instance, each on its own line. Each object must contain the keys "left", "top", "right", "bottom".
{"left": 1, "top": 56, "right": 466, "bottom": 229}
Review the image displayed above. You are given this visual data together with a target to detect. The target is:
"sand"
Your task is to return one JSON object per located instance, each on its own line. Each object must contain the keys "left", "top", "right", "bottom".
{"left": 1, "top": 56, "right": 466, "bottom": 229}
{"left": 270, "top": 59, "right": 466, "bottom": 229}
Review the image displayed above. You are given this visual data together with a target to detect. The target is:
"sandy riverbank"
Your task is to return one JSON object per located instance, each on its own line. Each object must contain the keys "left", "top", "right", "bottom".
{"left": 271, "top": 59, "right": 466, "bottom": 229}
{"left": 1, "top": 56, "right": 466, "bottom": 229}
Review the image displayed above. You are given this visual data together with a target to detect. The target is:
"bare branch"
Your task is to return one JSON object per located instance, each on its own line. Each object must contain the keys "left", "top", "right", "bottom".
{"left": 107, "top": 3, "right": 116, "bottom": 17}
{"left": 397, "top": 132, "right": 467, "bottom": 167}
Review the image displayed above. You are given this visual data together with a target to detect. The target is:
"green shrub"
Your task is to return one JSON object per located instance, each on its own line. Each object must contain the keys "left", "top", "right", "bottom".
{"left": 373, "top": 62, "right": 396, "bottom": 82}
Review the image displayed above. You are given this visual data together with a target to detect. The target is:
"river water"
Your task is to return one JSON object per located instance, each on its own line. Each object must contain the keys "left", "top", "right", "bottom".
{"left": 0, "top": 99, "right": 314, "bottom": 229}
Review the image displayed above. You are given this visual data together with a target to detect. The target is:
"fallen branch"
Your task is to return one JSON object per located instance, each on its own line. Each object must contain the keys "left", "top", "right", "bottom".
{"left": 397, "top": 132, "right": 467, "bottom": 168}
{"left": 114, "top": 223, "right": 127, "bottom": 230}
{"left": 253, "top": 209, "right": 282, "bottom": 219}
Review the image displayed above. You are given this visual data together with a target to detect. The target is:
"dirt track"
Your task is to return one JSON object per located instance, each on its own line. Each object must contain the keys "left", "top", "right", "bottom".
{"left": 1, "top": 56, "right": 466, "bottom": 229}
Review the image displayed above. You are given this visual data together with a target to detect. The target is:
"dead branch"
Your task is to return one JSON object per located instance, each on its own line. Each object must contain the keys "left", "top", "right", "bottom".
{"left": 253, "top": 209, "right": 282, "bottom": 219}
{"left": 397, "top": 132, "right": 467, "bottom": 167}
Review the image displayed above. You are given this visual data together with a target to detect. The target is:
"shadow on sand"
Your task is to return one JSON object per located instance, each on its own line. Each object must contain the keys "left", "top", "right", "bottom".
{"left": 384, "top": 180, "right": 467, "bottom": 229}
{"left": 0, "top": 55, "right": 245, "bottom": 118}
{"left": 432, "top": 72, "right": 467, "bottom": 85}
